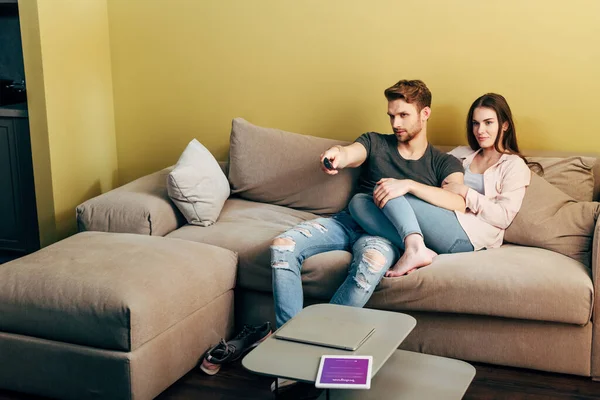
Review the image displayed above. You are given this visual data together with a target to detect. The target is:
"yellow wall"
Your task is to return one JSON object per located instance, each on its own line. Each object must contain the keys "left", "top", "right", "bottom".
{"left": 107, "top": 0, "right": 600, "bottom": 184}
{"left": 20, "top": 0, "right": 118, "bottom": 243}
{"left": 17, "top": 0, "right": 600, "bottom": 246}
{"left": 19, "top": 0, "right": 56, "bottom": 247}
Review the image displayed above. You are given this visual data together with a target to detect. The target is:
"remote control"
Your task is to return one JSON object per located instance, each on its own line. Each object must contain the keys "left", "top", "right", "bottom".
{"left": 323, "top": 158, "right": 334, "bottom": 170}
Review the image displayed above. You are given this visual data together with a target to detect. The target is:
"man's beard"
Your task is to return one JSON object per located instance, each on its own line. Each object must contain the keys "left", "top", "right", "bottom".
{"left": 397, "top": 120, "right": 422, "bottom": 143}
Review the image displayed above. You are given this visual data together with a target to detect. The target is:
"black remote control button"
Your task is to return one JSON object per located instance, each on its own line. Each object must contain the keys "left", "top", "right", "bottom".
{"left": 323, "top": 158, "right": 334, "bottom": 170}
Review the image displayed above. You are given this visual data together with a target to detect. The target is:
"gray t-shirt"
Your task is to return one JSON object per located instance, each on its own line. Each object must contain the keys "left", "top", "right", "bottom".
{"left": 354, "top": 132, "right": 463, "bottom": 194}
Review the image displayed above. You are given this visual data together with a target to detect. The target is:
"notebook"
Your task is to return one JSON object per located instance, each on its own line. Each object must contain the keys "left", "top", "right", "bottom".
{"left": 274, "top": 315, "right": 375, "bottom": 351}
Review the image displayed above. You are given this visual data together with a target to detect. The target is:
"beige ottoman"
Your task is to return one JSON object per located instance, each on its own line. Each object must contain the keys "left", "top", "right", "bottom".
{"left": 0, "top": 232, "right": 237, "bottom": 400}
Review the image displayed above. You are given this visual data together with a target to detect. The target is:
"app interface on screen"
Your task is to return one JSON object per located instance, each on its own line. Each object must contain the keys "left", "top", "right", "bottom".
{"left": 320, "top": 358, "right": 369, "bottom": 385}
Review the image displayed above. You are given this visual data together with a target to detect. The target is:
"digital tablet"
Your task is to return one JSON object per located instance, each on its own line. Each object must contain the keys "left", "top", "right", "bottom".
{"left": 315, "top": 355, "right": 372, "bottom": 390}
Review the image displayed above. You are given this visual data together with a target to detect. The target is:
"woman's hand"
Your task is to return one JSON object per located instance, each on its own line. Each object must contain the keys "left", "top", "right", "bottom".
{"left": 442, "top": 182, "right": 469, "bottom": 199}
{"left": 373, "top": 178, "right": 414, "bottom": 208}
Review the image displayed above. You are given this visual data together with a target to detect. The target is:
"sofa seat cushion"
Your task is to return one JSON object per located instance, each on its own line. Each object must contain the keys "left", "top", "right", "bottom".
{"left": 371, "top": 245, "right": 593, "bottom": 325}
{"left": 166, "top": 198, "right": 352, "bottom": 296}
{"left": 167, "top": 199, "right": 593, "bottom": 326}
{"left": 0, "top": 232, "right": 237, "bottom": 352}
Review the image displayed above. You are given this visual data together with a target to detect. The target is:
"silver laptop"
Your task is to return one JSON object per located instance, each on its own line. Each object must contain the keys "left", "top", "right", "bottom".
{"left": 274, "top": 314, "right": 375, "bottom": 351}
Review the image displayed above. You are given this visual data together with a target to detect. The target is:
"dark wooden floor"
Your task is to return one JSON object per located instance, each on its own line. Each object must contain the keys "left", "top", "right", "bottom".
{"left": 157, "top": 361, "right": 600, "bottom": 400}
{"left": 1, "top": 360, "right": 599, "bottom": 399}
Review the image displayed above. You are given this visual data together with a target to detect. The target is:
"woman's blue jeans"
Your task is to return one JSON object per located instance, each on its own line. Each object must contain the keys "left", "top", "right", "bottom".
{"left": 271, "top": 211, "right": 399, "bottom": 328}
{"left": 348, "top": 193, "right": 474, "bottom": 254}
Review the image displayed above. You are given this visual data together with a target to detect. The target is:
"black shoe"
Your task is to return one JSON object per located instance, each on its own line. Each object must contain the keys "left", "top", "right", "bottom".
{"left": 200, "top": 322, "right": 272, "bottom": 375}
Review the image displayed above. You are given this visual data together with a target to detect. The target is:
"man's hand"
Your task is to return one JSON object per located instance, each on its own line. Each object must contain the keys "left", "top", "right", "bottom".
{"left": 320, "top": 146, "right": 343, "bottom": 175}
{"left": 442, "top": 182, "right": 469, "bottom": 199}
{"left": 373, "top": 178, "right": 414, "bottom": 208}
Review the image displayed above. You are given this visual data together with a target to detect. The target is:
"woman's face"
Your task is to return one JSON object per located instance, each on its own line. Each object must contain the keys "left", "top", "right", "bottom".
{"left": 471, "top": 107, "right": 507, "bottom": 149}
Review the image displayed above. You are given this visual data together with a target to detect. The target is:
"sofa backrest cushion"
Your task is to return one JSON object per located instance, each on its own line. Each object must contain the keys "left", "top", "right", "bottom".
{"left": 526, "top": 156, "right": 596, "bottom": 202}
{"left": 227, "top": 118, "right": 361, "bottom": 215}
{"left": 593, "top": 161, "right": 600, "bottom": 201}
{"left": 504, "top": 172, "right": 600, "bottom": 268}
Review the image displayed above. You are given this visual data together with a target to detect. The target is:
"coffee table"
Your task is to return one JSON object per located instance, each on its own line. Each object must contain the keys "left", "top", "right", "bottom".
{"left": 243, "top": 304, "right": 416, "bottom": 383}
{"left": 242, "top": 304, "right": 475, "bottom": 399}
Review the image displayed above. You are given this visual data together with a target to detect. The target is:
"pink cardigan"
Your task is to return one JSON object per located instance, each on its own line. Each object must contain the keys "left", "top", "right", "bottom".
{"left": 448, "top": 146, "right": 531, "bottom": 250}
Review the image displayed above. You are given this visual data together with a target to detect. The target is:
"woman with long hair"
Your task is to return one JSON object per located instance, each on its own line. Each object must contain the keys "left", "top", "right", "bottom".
{"left": 347, "top": 93, "right": 532, "bottom": 277}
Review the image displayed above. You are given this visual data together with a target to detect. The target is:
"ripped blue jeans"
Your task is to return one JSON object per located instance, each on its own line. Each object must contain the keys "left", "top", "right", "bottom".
{"left": 271, "top": 211, "right": 399, "bottom": 328}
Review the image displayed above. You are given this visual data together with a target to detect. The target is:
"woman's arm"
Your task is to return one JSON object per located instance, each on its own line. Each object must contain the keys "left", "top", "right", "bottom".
{"left": 465, "top": 186, "right": 527, "bottom": 229}
{"left": 409, "top": 172, "right": 467, "bottom": 212}
{"left": 451, "top": 159, "right": 531, "bottom": 229}
{"left": 374, "top": 172, "right": 466, "bottom": 212}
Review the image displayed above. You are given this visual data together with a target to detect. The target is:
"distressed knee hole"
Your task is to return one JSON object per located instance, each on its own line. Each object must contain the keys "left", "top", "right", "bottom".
{"left": 292, "top": 227, "right": 312, "bottom": 238}
{"left": 272, "top": 237, "right": 295, "bottom": 252}
{"left": 353, "top": 273, "right": 371, "bottom": 291}
{"left": 362, "top": 249, "right": 386, "bottom": 273}
{"left": 304, "top": 221, "right": 328, "bottom": 233}
{"left": 272, "top": 261, "right": 290, "bottom": 269}
{"left": 363, "top": 238, "right": 391, "bottom": 253}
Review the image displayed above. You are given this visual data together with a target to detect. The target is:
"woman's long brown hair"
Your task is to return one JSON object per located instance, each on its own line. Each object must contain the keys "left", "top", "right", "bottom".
{"left": 467, "top": 93, "right": 542, "bottom": 173}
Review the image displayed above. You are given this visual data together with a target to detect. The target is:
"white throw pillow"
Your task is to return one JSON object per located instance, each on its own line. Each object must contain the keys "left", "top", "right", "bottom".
{"left": 167, "top": 139, "right": 230, "bottom": 226}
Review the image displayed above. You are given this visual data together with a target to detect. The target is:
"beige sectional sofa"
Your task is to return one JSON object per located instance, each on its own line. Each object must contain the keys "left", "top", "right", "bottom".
{"left": 0, "top": 232, "right": 237, "bottom": 399}
{"left": 76, "top": 119, "right": 600, "bottom": 382}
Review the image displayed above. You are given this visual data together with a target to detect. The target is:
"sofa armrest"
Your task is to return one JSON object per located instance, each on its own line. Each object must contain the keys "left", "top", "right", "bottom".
{"left": 591, "top": 217, "right": 600, "bottom": 379}
{"left": 76, "top": 167, "right": 186, "bottom": 236}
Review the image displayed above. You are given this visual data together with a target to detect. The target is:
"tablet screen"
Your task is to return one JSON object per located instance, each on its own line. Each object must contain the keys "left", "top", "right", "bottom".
{"left": 315, "top": 355, "right": 372, "bottom": 390}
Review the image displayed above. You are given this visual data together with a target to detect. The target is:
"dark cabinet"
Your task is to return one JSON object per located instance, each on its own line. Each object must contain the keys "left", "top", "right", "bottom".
{"left": 0, "top": 114, "right": 39, "bottom": 256}
{"left": 0, "top": 0, "right": 37, "bottom": 263}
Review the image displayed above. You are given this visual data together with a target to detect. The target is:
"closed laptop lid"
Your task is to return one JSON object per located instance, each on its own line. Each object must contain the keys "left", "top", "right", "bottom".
{"left": 274, "top": 314, "right": 375, "bottom": 351}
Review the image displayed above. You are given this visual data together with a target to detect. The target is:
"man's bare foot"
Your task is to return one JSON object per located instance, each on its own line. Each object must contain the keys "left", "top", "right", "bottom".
{"left": 386, "top": 247, "right": 437, "bottom": 277}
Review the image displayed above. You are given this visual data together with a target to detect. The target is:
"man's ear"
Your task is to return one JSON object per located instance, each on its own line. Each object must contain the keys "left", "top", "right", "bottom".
{"left": 421, "top": 106, "right": 431, "bottom": 121}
